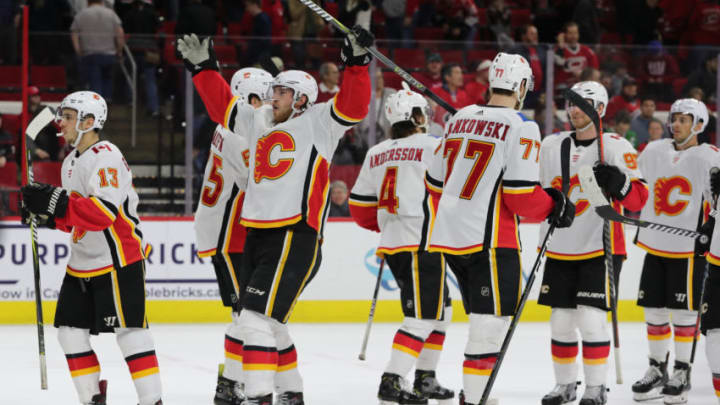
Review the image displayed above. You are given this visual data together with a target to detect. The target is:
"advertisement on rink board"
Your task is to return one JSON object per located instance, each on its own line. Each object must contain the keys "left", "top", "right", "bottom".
{"left": 0, "top": 218, "right": 647, "bottom": 322}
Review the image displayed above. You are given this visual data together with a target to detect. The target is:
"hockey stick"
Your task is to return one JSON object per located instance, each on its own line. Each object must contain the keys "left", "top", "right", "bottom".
{"left": 23, "top": 106, "right": 55, "bottom": 390}
{"left": 480, "top": 137, "right": 572, "bottom": 405}
{"left": 358, "top": 258, "right": 385, "bottom": 361}
{"left": 296, "top": 0, "right": 458, "bottom": 115}
{"left": 578, "top": 166, "right": 709, "bottom": 244}
{"left": 565, "top": 89, "right": 623, "bottom": 384}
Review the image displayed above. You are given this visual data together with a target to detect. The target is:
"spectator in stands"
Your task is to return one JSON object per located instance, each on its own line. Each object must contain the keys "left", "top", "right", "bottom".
{"left": 333, "top": 130, "right": 368, "bottom": 165}
{"left": 0, "top": 0, "right": 20, "bottom": 65}
{"left": 638, "top": 118, "right": 666, "bottom": 153}
{"left": 317, "top": 62, "right": 340, "bottom": 103}
{"left": 464, "top": 59, "right": 491, "bottom": 105}
{"left": 26, "top": 87, "right": 61, "bottom": 161}
{"left": 600, "top": 70, "right": 616, "bottom": 97}
{"left": 487, "top": 0, "right": 511, "bottom": 46}
{"left": 579, "top": 67, "right": 601, "bottom": 82}
{"left": 329, "top": 180, "right": 350, "bottom": 217}
{"left": 356, "top": 70, "right": 395, "bottom": 145}
{"left": 382, "top": 0, "right": 408, "bottom": 43}
{"left": 687, "top": 0, "right": 720, "bottom": 67}
{"left": 632, "top": 0, "right": 663, "bottom": 45}
{"left": 242, "top": 0, "right": 272, "bottom": 66}
{"left": 513, "top": 24, "right": 545, "bottom": 101}
{"left": 637, "top": 40, "right": 680, "bottom": 102}
{"left": 572, "top": 0, "right": 599, "bottom": 44}
{"left": 658, "top": 0, "right": 693, "bottom": 46}
{"left": 415, "top": 53, "right": 444, "bottom": 89}
{"left": 684, "top": 54, "right": 718, "bottom": 104}
{"left": 122, "top": 0, "right": 160, "bottom": 117}
{"left": 630, "top": 95, "right": 667, "bottom": 148}
{"left": 534, "top": 95, "right": 567, "bottom": 138}
{"left": 339, "top": 0, "right": 372, "bottom": 31}
{"left": 433, "top": 62, "right": 471, "bottom": 128}
{"left": 605, "top": 76, "right": 639, "bottom": 124}
{"left": 71, "top": 0, "right": 125, "bottom": 102}
{"left": 613, "top": 110, "right": 633, "bottom": 141}
{"left": 687, "top": 86, "right": 718, "bottom": 145}
{"left": 27, "top": 0, "right": 72, "bottom": 65}
{"left": 287, "top": 0, "right": 325, "bottom": 69}
{"left": 0, "top": 115, "right": 15, "bottom": 168}
{"left": 553, "top": 21, "right": 599, "bottom": 91}
{"left": 175, "top": 0, "right": 217, "bottom": 37}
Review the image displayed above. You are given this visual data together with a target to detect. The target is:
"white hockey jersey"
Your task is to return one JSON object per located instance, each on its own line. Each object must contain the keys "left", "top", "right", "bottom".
{"left": 56, "top": 140, "right": 148, "bottom": 277}
{"left": 538, "top": 132, "right": 645, "bottom": 259}
{"left": 636, "top": 139, "right": 720, "bottom": 257}
{"left": 426, "top": 105, "right": 554, "bottom": 255}
{"left": 349, "top": 133, "right": 440, "bottom": 255}
{"left": 194, "top": 124, "right": 250, "bottom": 258}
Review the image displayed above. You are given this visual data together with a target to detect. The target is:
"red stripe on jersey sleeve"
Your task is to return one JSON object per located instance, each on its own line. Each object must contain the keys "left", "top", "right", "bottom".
{"left": 619, "top": 180, "right": 648, "bottom": 212}
{"left": 350, "top": 202, "right": 380, "bottom": 232}
{"left": 333, "top": 65, "right": 370, "bottom": 122}
{"left": 192, "top": 70, "right": 236, "bottom": 128}
{"left": 62, "top": 195, "right": 117, "bottom": 231}
{"left": 502, "top": 185, "right": 554, "bottom": 221}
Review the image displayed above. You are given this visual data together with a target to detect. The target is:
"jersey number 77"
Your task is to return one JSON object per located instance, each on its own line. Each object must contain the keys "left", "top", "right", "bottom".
{"left": 444, "top": 138, "right": 495, "bottom": 200}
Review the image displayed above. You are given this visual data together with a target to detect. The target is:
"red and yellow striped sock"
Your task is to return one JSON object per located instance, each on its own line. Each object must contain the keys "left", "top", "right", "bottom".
{"left": 712, "top": 373, "right": 720, "bottom": 400}
{"left": 582, "top": 341, "right": 610, "bottom": 386}
{"left": 416, "top": 330, "right": 446, "bottom": 370}
{"left": 673, "top": 324, "right": 698, "bottom": 363}
{"left": 385, "top": 330, "right": 425, "bottom": 376}
{"left": 647, "top": 322, "right": 671, "bottom": 362}
{"left": 67, "top": 350, "right": 101, "bottom": 378}
{"left": 223, "top": 335, "right": 244, "bottom": 381}
{"left": 551, "top": 340, "right": 578, "bottom": 384}
{"left": 243, "top": 345, "right": 278, "bottom": 397}
{"left": 125, "top": 350, "right": 161, "bottom": 404}
{"left": 462, "top": 353, "right": 497, "bottom": 404}
{"left": 277, "top": 345, "right": 297, "bottom": 372}
{"left": 275, "top": 345, "right": 303, "bottom": 393}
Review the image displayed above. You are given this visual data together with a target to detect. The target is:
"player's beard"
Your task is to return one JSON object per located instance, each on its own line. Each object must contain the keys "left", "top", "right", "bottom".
{"left": 273, "top": 105, "right": 293, "bottom": 123}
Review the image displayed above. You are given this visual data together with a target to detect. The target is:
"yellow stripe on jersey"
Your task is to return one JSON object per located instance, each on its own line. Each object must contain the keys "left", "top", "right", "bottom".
{"left": 197, "top": 248, "right": 217, "bottom": 258}
{"left": 436, "top": 254, "right": 446, "bottom": 320}
{"left": 636, "top": 241, "right": 694, "bottom": 259}
{"left": 348, "top": 199, "right": 378, "bottom": 208}
{"left": 241, "top": 214, "right": 303, "bottom": 229}
{"left": 284, "top": 237, "right": 319, "bottom": 323}
{"left": 687, "top": 256, "right": 694, "bottom": 311}
{"left": 412, "top": 252, "right": 421, "bottom": 319}
{"left": 490, "top": 249, "right": 501, "bottom": 315}
{"left": 376, "top": 245, "right": 420, "bottom": 257}
{"left": 502, "top": 186, "right": 536, "bottom": 194}
{"left": 708, "top": 252, "right": 720, "bottom": 266}
{"left": 223, "top": 96, "right": 240, "bottom": 129}
{"left": 332, "top": 96, "right": 363, "bottom": 123}
{"left": 90, "top": 197, "right": 117, "bottom": 222}
{"left": 109, "top": 224, "right": 128, "bottom": 267}
{"left": 544, "top": 250, "right": 605, "bottom": 261}
{"left": 425, "top": 177, "right": 443, "bottom": 194}
{"left": 266, "top": 231, "right": 293, "bottom": 317}
{"left": 428, "top": 244, "right": 484, "bottom": 255}
{"left": 66, "top": 264, "right": 114, "bottom": 278}
{"left": 110, "top": 268, "right": 127, "bottom": 328}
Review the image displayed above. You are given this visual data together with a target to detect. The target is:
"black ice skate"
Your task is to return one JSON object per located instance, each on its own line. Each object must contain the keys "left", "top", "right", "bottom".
{"left": 88, "top": 380, "right": 108, "bottom": 405}
{"left": 414, "top": 370, "right": 454, "bottom": 400}
{"left": 662, "top": 361, "right": 691, "bottom": 404}
{"left": 241, "top": 394, "right": 273, "bottom": 405}
{"left": 632, "top": 356, "right": 668, "bottom": 401}
{"left": 458, "top": 390, "right": 499, "bottom": 405}
{"left": 276, "top": 391, "right": 304, "bottom": 405}
{"left": 214, "top": 375, "right": 246, "bottom": 405}
{"left": 378, "top": 372, "right": 427, "bottom": 404}
{"left": 578, "top": 385, "right": 607, "bottom": 405}
{"left": 541, "top": 382, "right": 578, "bottom": 405}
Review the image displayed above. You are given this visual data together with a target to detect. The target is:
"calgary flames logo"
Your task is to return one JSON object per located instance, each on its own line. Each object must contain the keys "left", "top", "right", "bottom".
{"left": 654, "top": 176, "right": 692, "bottom": 216}
{"left": 254, "top": 131, "right": 295, "bottom": 183}
{"left": 551, "top": 174, "right": 589, "bottom": 217}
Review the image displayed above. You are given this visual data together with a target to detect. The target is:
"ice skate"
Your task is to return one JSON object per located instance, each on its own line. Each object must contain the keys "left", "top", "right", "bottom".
{"left": 632, "top": 357, "right": 668, "bottom": 401}
{"left": 458, "top": 390, "right": 499, "bottom": 405}
{"left": 241, "top": 394, "right": 273, "bottom": 405}
{"left": 541, "top": 382, "right": 578, "bottom": 405}
{"left": 378, "top": 373, "right": 427, "bottom": 404}
{"left": 414, "top": 370, "right": 454, "bottom": 401}
{"left": 87, "top": 380, "right": 107, "bottom": 405}
{"left": 214, "top": 375, "right": 245, "bottom": 405}
{"left": 578, "top": 385, "right": 607, "bottom": 405}
{"left": 662, "top": 362, "right": 691, "bottom": 404}
{"left": 276, "top": 391, "right": 304, "bottom": 405}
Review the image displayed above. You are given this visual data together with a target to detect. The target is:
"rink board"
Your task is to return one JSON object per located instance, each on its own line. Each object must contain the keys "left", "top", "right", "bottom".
{"left": 0, "top": 218, "right": 648, "bottom": 323}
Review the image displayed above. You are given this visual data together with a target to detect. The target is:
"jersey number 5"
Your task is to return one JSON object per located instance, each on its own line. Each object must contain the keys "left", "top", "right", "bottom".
{"left": 201, "top": 154, "right": 224, "bottom": 207}
{"left": 444, "top": 138, "right": 495, "bottom": 200}
{"left": 378, "top": 166, "right": 400, "bottom": 213}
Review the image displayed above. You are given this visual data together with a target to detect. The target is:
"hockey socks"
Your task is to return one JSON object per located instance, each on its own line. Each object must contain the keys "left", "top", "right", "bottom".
{"left": 462, "top": 314, "right": 509, "bottom": 404}
{"left": 416, "top": 305, "right": 452, "bottom": 372}
{"left": 117, "top": 328, "right": 162, "bottom": 405}
{"left": 58, "top": 327, "right": 101, "bottom": 403}
{"left": 671, "top": 309, "right": 699, "bottom": 363}
{"left": 239, "top": 310, "right": 278, "bottom": 398}
{"left": 645, "top": 307, "right": 672, "bottom": 362}
{"left": 223, "top": 334, "right": 244, "bottom": 381}
{"left": 271, "top": 321, "right": 303, "bottom": 394}
{"left": 550, "top": 309, "right": 579, "bottom": 385}
{"left": 706, "top": 329, "right": 720, "bottom": 403}
{"left": 581, "top": 340, "right": 611, "bottom": 386}
{"left": 385, "top": 317, "right": 433, "bottom": 377}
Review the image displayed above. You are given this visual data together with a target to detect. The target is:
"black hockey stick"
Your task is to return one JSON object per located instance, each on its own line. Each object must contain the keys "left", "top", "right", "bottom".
{"left": 23, "top": 106, "right": 55, "bottom": 390}
{"left": 480, "top": 137, "right": 572, "bottom": 405}
{"left": 565, "top": 89, "right": 623, "bottom": 384}
{"left": 295, "top": 0, "right": 458, "bottom": 115}
{"left": 358, "top": 258, "right": 385, "bottom": 361}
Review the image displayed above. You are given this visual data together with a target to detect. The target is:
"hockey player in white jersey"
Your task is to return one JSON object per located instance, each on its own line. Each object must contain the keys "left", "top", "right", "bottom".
{"left": 425, "top": 52, "right": 576, "bottom": 405}
{"left": 20, "top": 91, "right": 162, "bottom": 405}
{"left": 192, "top": 67, "right": 273, "bottom": 405}
{"left": 350, "top": 89, "right": 454, "bottom": 404}
{"left": 631, "top": 98, "right": 719, "bottom": 404}
{"left": 537, "top": 81, "right": 648, "bottom": 405}
{"left": 178, "top": 26, "right": 372, "bottom": 404}
{"left": 704, "top": 170, "right": 720, "bottom": 405}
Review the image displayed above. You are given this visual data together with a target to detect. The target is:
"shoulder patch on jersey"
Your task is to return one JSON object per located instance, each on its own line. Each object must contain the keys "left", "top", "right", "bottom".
{"left": 516, "top": 112, "right": 532, "bottom": 122}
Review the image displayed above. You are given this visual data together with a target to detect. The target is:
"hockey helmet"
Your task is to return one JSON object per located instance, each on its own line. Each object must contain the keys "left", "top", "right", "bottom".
{"left": 669, "top": 98, "right": 708, "bottom": 136}
{"left": 489, "top": 52, "right": 534, "bottom": 107}
{"left": 567, "top": 81, "right": 608, "bottom": 118}
{"left": 271, "top": 70, "right": 318, "bottom": 115}
{"left": 55, "top": 91, "right": 108, "bottom": 147}
{"left": 385, "top": 87, "right": 431, "bottom": 131}
{"left": 230, "top": 67, "right": 273, "bottom": 104}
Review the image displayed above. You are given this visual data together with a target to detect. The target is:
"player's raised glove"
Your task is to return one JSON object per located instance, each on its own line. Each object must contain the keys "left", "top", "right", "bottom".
{"left": 21, "top": 183, "right": 68, "bottom": 218}
{"left": 593, "top": 163, "right": 630, "bottom": 200}
{"left": 341, "top": 26, "right": 374, "bottom": 66}
{"left": 695, "top": 216, "right": 715, "bottom": 256}
{"left": 544, "top": 187, "right": 576, "bottom": 228}
{"left": 177, "top": 33, "right": 219, "bottom": 76}
{"left": 20, "top": 202, "right": 56, "bottom": 229}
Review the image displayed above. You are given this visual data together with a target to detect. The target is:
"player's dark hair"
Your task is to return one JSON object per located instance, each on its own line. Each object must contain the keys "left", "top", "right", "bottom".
{"left": 248, "top": 93, "right": 261, "bottom": 105}
{"left": 390, "top": 107, "right": 424, "bottom": 139}
{"left": 490, "top": 88, "right": 514, "bottom": 97}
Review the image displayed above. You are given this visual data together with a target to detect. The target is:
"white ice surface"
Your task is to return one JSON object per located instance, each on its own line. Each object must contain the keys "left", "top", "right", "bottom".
{"left": 1, "top": 322, "right": 716, "bottom": 404}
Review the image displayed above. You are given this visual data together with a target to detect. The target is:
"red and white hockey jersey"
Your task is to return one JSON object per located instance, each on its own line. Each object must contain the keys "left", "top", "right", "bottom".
{"left": 349, "top": 133, "right": 440, "bottom": 255}
{"left": 194, "top": 124, "right": 250, "bottom": 258}
{"left": 538, "top": 132, "right": 648, "bottom": 260}
{"left": 636, "top": 139, "right": 719, "bottom": 258}
{"left": 193, "top": 66, "right": 370, "bottom": 233}
{"left": 425, "top": 105, "right": 555, "bottom": 255}
{"left": 54, "top": 141, "right": 148, "bottom": 277}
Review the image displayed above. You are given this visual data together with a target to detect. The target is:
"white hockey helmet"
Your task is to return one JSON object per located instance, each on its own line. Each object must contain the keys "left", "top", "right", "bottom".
{"left": 385, "top": 87, "right": 431, "bottom": 131}
{"left": 272, "top": 70, "right": 318, "bottom": 116}
{"left": 669, "top": 98, "right": 708, "bottom": 137}
{"left": 567, "top": 81, "right": 609, "bottom": 118}
{"left": 56, "top": 91, "right": 108, "bottom": 147}
{"left": 230, "top": 67, "right": 273, "bottom": 104}
{"left": 489, "top": 52, "right": 534, "bottom": 106}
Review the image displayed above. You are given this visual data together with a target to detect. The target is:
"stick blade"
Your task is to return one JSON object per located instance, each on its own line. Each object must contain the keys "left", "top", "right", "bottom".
{"left": 26, "top": 107, "right": 55, "bottom": 141}
{"left": 577, "top": 165, "right": 609, "bottom": 207}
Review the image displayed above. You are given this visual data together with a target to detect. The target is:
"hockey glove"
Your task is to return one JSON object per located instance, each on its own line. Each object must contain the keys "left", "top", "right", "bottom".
{"left": 593, "top": 163, "right": 630, "bottom": 200}
{"left": 177, "top": 33, "right": 219, "bottom": 76}
{"left": 545, "top": 187, "right": 576, "bottom": 228}
{"left": 20, "top": 202, "right": 56, "bottom": 229}
{"left": 21, "top": 183, "right": 68, "bottom": 219}
{"left": 711, "top": 168, "right": 720, "bottom": 198}
{"left": 341, "top": 26, "right": 374, "bottom": 66}
{"left": 695, "top": 216, "right": 715, "bottom": 256}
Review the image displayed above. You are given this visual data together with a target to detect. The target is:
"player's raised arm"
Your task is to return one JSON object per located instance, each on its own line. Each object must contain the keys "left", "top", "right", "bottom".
{"left": 329, "top": 26, "right": 373, "bottom": 127}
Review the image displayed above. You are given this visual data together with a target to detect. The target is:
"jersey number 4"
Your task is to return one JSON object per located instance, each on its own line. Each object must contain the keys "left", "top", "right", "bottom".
{"left": 444, "top": 138, "right": 495, "bottom": 200}
{"left": 201, "top": 154, "right": 224, "bottom": 207}
{"left": 379, "top": 166, "right": 399, "bottom": 213}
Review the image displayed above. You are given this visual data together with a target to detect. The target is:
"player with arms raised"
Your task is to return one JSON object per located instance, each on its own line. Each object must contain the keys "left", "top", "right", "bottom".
{"left": 21, "top": 91, "right": 162, "bottom": 405}
{"left": 192, "top": 67, "right": 273, "bottom": 405}
{"left": 537, "top": 81, "right": 648, "bottom": 405}
{"left": 631, "top": 98, "right": 718, "bottom": 404}
{"left": 178, "top": 26, "right": 372, "bottom": 404}
{"left": 349, "top": 89, "right": 454, "bottom": 404}
{"left": 425, "top": 52, "right": 576, "bottom": 405}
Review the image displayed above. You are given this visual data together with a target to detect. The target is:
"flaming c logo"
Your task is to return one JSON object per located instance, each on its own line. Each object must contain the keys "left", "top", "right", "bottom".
{"left": 654, "top": 176, "right": 692, "bottom": 216}
{"left": 551, "top": 174, "right": 589, "bottom": 217}
{"left": 254, "top": 131, "right": 295, "bottom": 183}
